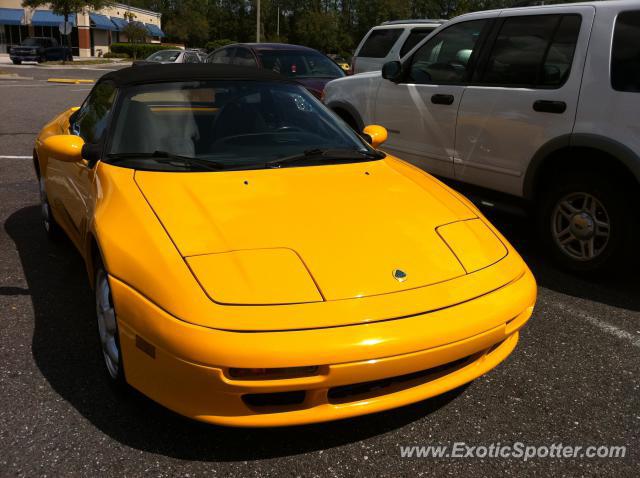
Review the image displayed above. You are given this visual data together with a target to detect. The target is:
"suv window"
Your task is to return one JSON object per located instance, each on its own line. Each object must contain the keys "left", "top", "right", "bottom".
{"left": 611, "top": 10, "right": 640, "bottom": 92}
{"left": 234, "top": 48, "right": 257, "bottom": 67}
{"left": 208, "top": 47, "right": 234, "bottom": 64}
{"left": 359, "top": 28, "right": 403, "bottom": 58}
{"left": 481, "top": 14, "right": 580, "bottom": 87}
{"left": 409, "top": 20, "right": 487, "bottom": 84}
{"left": 400, "top": 28, "right": 436, "bottom": 57}
{"left": 73, "top": 82, "right": 117, "bottom": 144}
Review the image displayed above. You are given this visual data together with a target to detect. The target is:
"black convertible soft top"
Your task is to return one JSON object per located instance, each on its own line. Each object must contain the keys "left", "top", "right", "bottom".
{"left": 100, "top": 63, "right": 293, "bottom": 87}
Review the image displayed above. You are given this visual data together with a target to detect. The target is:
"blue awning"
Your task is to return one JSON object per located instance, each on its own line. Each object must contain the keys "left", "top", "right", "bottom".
{"left": 31, "top": 10, "right": 76, "bottom": 28}
{"left": 0, "top": 8, "right": 24, "bottom": 25}
{"left": 145, "top": 23, "right": 165, "bottom": 37}
{"left": 90, "top": 13, "right": 116, "bottom": 31}
{"left": 110, "top": 17, "right": 128, "bottom": 32}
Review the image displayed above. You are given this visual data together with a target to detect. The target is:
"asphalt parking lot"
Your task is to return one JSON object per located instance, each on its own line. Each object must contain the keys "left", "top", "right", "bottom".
{"left": 1, "top": 63, "right": 639, "bottom": 477}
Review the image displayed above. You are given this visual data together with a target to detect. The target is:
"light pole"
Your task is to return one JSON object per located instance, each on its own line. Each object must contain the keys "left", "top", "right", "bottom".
{"left": 277, "top": 6, "right": 280, "bottom": 38}
{"left": 256, "top": 0, "right": 260, "bottom": 42}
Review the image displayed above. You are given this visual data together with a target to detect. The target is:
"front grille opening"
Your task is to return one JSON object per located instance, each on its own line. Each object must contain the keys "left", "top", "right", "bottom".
{"left": 242, "top": 390, "right": 306, "bottom": 409}
{"left": 328, "top": 355, "right": 473, "bottom": 404}
{"left": 228, "top": 366, "right": 319, "bottom": 381}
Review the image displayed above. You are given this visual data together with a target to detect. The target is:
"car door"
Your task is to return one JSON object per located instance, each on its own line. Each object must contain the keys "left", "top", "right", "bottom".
{"left": 454, "top": 7, "right": 595, "bottom": 197}
{"left": 374, "top": 18, "right": 491, "bottom": 178}
{"left": 49, "top": 81, "right": 117, "bottom": 246}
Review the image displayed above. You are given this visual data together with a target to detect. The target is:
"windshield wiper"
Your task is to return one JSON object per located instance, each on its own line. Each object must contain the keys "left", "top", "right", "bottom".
{"left": 267, "top": 148, "right": 384, "bottom": 168}
{"left": 106, "top": 151, "right": 225, "bottom": 171}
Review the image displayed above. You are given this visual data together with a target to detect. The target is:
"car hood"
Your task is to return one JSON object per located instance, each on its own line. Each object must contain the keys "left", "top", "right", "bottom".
{"left": 134, "top": 157, "right": 504, "bottom": 305}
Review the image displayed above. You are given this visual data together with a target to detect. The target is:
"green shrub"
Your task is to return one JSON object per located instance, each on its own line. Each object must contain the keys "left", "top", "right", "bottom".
{"left": 103, "top": 51, "right": 130, "bottom": 59}
{"left": 204, "top": 39, "right": 236, "bottom": 52}
{"left": 110, "top": 42, "right": 175, "bottom": 60}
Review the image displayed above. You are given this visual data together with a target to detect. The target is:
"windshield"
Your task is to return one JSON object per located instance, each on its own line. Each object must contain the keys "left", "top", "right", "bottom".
{"left": 107, "top": 80, "right": 376, "bottom": 171}
{"left": 22, "top": 38, "right": 47, "bottom": 47}
{"left": 258, "top": 50, "right": 345, "bottom": 79}
{"left": 146, "top": 50, "right": 180, "bottom": 62}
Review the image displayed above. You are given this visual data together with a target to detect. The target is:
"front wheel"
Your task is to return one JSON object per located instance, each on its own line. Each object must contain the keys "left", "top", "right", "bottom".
{"left": 95, "top": 264, "right": 126, "bottom": 386}
{"left": 537, "top": 172, "right": 635, "bottom": 273}
{"left": 12, "top": 59, "right": 21, "bottom": 65}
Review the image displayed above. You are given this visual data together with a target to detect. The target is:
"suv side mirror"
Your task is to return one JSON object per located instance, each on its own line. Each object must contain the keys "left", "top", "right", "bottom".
{"left": 381, "top": 61, "right": 403, "bottom": 83}
{"left": 42, "top": 135, "right": 84, "bottom": 163}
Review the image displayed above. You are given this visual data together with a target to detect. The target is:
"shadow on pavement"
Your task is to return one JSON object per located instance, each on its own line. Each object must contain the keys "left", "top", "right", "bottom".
{"left": 484, "top": 208, "right": 640, "bottom": 312}
{"left": 5, "top": 205, "right": 464, "bottom": 461}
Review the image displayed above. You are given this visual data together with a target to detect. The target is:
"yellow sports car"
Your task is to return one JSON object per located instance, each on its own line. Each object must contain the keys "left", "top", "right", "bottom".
{"left": 34, "top": 64, "right": 536, "bottom": 427}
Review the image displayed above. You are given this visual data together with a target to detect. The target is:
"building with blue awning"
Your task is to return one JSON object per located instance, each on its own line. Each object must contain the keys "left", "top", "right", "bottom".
{"left": 0, "top": 7, "right": 23, "bottom": 25}
{"left": 0, "top": 1, "right": 164, "bottom": 57}
{"left": 31, "top": 10, "right": 76, "bottom": 27}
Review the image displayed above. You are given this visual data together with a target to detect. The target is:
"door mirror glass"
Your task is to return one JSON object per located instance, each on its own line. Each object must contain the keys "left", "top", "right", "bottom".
{"left": 381, "top": 61, "right": 402, "bottom": 82}
{"left": 43, "top": 135, "right": 85, "bottom": 162}
{"left": 362, "top": 125, "right": 388, "bottom": 148}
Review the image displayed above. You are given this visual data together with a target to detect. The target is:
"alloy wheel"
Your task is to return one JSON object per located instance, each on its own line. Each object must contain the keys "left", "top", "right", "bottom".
{"left": 551, "top": 192, "right": 611, "bottom": 261}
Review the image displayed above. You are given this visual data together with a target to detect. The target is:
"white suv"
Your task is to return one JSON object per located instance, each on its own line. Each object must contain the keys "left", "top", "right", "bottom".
{"left": 324, "top": 0, "right": 640, "bottom": 272}
{"left": 351, "top": 20, "right": 445, "bottom": 74}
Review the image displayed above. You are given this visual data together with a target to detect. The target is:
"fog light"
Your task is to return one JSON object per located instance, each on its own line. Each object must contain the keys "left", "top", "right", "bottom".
{"left": 228, "top": 366, "right": 319, "bottom": 380}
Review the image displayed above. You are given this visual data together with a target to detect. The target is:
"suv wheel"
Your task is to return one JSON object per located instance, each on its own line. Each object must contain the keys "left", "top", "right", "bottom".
{"left": 12, "top": 59, "right": 21, "bottom": 65}
{"left": 95, "top": 262, "right": 126, "bottom": 386}
{"left": 538, "top": 172, "right": 635, "bottom": 273}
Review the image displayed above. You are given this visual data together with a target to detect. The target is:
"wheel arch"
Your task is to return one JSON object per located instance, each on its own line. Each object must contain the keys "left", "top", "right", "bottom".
{"left": 524, "top": 134, "right": 640, "bottom": 201}
{"left": 327, "top": 101, "right": 364, "bottom": 132}
{"left": 85, "top": 232, "right": 104, "bottom": 289}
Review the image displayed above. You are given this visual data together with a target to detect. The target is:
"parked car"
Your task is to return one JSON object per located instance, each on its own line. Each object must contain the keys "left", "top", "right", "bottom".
{"left": 327, "top": 53, "right": 351, "bottom": 73}
{"left": 32, "top": 63, "right": 535, "bottom": 427}
{"left": 324, "top": 0, "right": 640, "bottom": 272}
{"left": 207, "top": 43, "right": 345, "bottom": 98}
{"left": 140, "top": 49, "right": 202, "bottom": 64}
{"left": 351, "top": 19, "right": 445, "bottom": 74}
{"left": 9, "top": 37, "right": 72, "bottom": 64}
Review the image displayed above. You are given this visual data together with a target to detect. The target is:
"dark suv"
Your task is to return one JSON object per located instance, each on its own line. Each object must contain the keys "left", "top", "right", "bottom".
{"left": 9, "top": 37, "right": 72, "bottom": 64}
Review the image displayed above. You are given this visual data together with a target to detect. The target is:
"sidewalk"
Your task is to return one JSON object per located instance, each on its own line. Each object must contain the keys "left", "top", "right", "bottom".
{"left": 0, "top": 53, "right": 131, "bottom": 68}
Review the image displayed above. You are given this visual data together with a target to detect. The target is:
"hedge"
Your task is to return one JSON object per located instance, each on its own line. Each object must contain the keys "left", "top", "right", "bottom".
{"left": 204, "top": 39, "right": 236, "bottom": 52}
{"left": 110, "top": 43, "right": 175, "bottom": 59}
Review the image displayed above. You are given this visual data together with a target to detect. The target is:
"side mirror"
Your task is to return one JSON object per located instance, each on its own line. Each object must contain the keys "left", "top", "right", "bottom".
{"left": 381, "top": 61, "right": 402, "bottom": 83}
{"left": 362, "top": 125, "right": 388, "bottom": 149}
{"left": 42, "top": 135, "right": 85, "bottom": 163}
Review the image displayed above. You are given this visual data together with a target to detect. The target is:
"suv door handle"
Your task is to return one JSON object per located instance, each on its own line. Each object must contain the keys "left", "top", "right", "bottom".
{"left": 431, "top": 94, "right": 454, "bottom": 105}
{"left": 533, "top": 100, "right": 566, "bottom": 114}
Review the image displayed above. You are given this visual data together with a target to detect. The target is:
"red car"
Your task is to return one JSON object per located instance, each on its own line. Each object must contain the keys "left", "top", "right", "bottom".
{"left": 206, "top": 43, "right": 345, "bottom": 98}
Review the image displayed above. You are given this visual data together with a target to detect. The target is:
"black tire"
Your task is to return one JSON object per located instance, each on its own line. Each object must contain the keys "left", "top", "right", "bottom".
{"left": 12, "top": 59, "right": 21, "bottom": 65}
{"left": 38, "top": 176, "right": 63, "bottom": 241}
{"left": 94, "top": 259, "right": 127, "bottom": 388}
{"left": 537, "top": 170, "right": 636, "bottom": 273}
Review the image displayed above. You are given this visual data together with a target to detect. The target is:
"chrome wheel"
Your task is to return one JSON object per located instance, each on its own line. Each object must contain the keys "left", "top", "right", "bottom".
{"left": 95, "top": 269, "right": 120, "bottom": 380}
{"left": 39, "top": 176, "right": 51, "bottom": 232}
{"left": 551, "top": 192, "right": 611, "bottom": 261}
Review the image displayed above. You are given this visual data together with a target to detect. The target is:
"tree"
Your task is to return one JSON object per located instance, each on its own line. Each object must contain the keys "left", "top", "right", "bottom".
{"left": 122, "top": 22, "right": 148, "bottom": 46}
{"left": 22, "top": 0, "right": 106, "bottom": 62}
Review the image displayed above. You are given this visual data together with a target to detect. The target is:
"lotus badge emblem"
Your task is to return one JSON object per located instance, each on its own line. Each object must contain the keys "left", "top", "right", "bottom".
{"left": 392, "top": 269, "right": 407, "bottom": 282}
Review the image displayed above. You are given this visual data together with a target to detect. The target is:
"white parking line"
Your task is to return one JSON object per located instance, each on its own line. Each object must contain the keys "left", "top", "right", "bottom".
{"left": 550, "top": 302, "right": 640, "bottom": 348}
{"left": 0, "top": 155, "right": 31, "bottom": 159}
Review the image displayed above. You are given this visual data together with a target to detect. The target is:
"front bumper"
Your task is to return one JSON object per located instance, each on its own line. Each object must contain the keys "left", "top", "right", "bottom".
{"left": 10, "top": 55, "right": 40, "bottom": 61}
{"left": 112, "top": 267, "right": 536, "bottom": 427}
